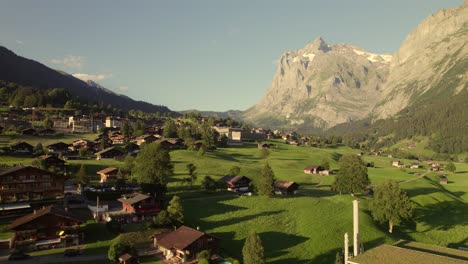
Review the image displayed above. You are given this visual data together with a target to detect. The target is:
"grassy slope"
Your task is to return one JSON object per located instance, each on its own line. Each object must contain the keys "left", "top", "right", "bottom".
{"left": 0, "top": 135, "right": 467, "bottom": 263}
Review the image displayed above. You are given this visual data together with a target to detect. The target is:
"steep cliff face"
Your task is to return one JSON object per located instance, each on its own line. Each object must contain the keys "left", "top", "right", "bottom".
{"left": 245, "top": 2, "right": 468, "bottom": 131}
{"left": 373, "top": 2, "right": 468, "bottom": 118}
{"left": 244, "top": 37, "right": 391, "bottom": 129}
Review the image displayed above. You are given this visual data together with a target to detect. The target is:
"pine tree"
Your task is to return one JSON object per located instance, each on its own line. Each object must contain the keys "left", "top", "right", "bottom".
{"left": 371, "top": 180, "right": 413, "bottom": 233}
{"left": 186, "top": 163, "right": 197, "bottom": 188}
{"left": 257, "top": 162, "right": 275, "bottom": 197}
{"left": 167, "top": 195, "right": 184, "bottom": 227}
{"left": 242, "top": 231, "right": 265, "bottom": 264}
{"left": 163, "top": 119, "right": 178, "bottom": 138}
{"left": 77, "top": 164, "right": 89, "bottom": 185}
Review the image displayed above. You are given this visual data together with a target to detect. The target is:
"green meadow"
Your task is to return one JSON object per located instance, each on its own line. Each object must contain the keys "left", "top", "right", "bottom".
{"left": 0, "top": 136, "right": 467, "bottom": 263}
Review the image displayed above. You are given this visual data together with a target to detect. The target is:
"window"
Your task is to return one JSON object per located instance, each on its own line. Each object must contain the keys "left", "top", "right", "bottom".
{"left": 19, "top": 175, "right": 26, "bottom": 180}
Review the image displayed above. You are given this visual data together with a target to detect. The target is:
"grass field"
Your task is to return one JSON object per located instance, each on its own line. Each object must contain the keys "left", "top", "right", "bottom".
{"left": 0, "top": 135, "right": 467, "bottom": 263}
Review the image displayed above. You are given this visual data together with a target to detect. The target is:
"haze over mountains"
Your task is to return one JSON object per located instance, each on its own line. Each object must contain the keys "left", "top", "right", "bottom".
{"left": 244, "top": 1, "right": 467, "bottom": 131}
{"left": 0, "top": 46, "right": 171, "bottom": 114}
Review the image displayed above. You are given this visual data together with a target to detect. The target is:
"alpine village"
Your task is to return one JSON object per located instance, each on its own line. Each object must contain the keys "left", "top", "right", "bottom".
{"left": 0, "top": 1, "right": 467, "bottom": 264}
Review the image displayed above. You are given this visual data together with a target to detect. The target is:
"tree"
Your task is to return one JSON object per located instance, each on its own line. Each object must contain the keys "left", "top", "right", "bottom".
{"left": 34, "top": 143, "right": 44, "bottom": 155}
{"left": 121, "top": 121, "right": 133, "bottom": 139}
{"left": 152, "top": 210, "right": 172, "bottom": 227}
{"left": 201, "top": 176, "right": 217, "bottom": 192}
{"left": 320, "top": 158, "right": 331, "bottom": 170}
{"left": 257, "top": 162, "right": 275, "bottom": 197}
{"left": 77, "top": 164, "right": 89, "bottom": 185}
{"left": 43, "top": 114, "right": 53, "bottom": 129}
{"left": 260, "top": 148, "right": 270, "bottom": 159}
{"left": 242, "top": 231, "right": 265, "bottom": 264}
{"left": 445, "top": 162, "right": 456, "bottom": 174}
{"left": 228, "top": 165, "right": 241, "bottom": 176}
{"left": 186, "top": 163, "right": 197, "bottom": 188}
{"left": 108, "top": 242, "right": 138, "bottom": 262}
{"left": 167, "top": 195, "right": 184, "bottom": 227}
{"left": 200, "top": 123, "right": 217, "bottom": 151}
{"left": 335, "top": 251, "right": 344, "bottom": 264}
{"left": 163, "top": 119, "right": 178, "bottom": 138}
{"left": 332, "top": 154, "right": 370, "bottom": 194}
{"left": 133, "top": 143, "right": 173, "bottom": 198}
{"left": 371, "top": 180, "right": 413, "bottom": 233}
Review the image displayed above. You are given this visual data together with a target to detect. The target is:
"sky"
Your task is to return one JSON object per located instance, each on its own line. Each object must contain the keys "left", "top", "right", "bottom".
{"left": 0, "top": 0, "right": 463, "bottom": 111}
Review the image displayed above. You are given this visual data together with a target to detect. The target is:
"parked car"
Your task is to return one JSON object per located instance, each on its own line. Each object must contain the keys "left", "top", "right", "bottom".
{"left": 63, "top": 249, "right": 81, "bottom": 257}
{"left": 8, "top": 252, "right": 31, "bottom": 260}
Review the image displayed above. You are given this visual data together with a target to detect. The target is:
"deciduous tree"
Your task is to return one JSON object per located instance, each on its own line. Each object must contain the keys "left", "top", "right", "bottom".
{"left": 332, "top": 154, "right": 370, "bottom": 194}
{"left": 371, "top": 180, "right": 413, "bottom": 233}
{"left": 167, "top": 195, "right": 184, "bottom": 227}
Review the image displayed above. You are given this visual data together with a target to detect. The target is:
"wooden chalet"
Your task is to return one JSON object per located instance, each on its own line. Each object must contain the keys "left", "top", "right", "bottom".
{"left": 10, "top": 141, "right": 34, "bottom": 154}
{"left": 95, "top": 147, "right": 124, "bottom": 160}
{"left": 220, "top": 175, "right": 251, "bottom": 192}
{"left": 274, "top": 181, "right": 299, "bottom": 195}
{"left": 8, "top": 205, "right": 84, "bottom": 250}
{"left": 21, "top": 128, "right": 37, "bottom": 136}
{"left": 304, "top": 165, "right": 323, "bottom": 175}
{"left": 119, "top": 253, "right": 136, "bottom": 264}
{"left": 410, "top": 162, "right": 421, "bottom": 169}
{"left": 36, "top": 155, "right": 66, "bottom": 171}
{"left": 0, "top": 166, "right": 65, "bottom": 204}
{"left": 258, "top": 142, "right": 274, "bottom": 149}
{"left": 38, "top": 128, "right": 56, "bottom": 135}
{"left": 392, "top": 160, "right": 402, "bottom": 167}
{"left": 153, "top": 226, "right": 220, "bottom": 263}
{"left": 72, "top": 139, "right": 95, "bottom": 151}
{"left": 439, "top": 176, "right": 448, "bottom": 185}
{"left": 47, "top": 142, "right": 70, "bottom": 153}
{"left": 135, "top": 134, "right": 158, "bottom": 145}
{"left": 117, "top": 193, "right": 160, "bottom": 216}
{"left": 97, "top": 167, "right": 120, "bottom": 182}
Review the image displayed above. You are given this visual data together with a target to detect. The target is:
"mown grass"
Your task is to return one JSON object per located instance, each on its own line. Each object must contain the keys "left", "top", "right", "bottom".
{"left": 1, "top": 135, "right": 467, "bottom": 263}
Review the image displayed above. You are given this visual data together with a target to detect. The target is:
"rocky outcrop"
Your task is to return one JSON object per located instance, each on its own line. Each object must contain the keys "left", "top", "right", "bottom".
{"left": 244, "top": 37, "right": 391, "bottom": 128}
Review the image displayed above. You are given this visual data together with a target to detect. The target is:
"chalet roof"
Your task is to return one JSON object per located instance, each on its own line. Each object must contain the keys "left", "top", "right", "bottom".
{"left": 0, "top": 165, "right": 55, "bottom": 177}
{"left": 219, "top": 175, "right": 234, "bottom": 182}
{"left": 274, "top": 181, "right": 297, "bottom": 189}
{"left": 304, "top": 165, "right": 319, "bottom": 170}
{"left": 9, "top": 205, "right": 83, "bottom": 230}
{"left": 22, "top": 128, "right": 36, "bottom": 132}
{"left": 11, "top": 141, "right": 33, "bottom": 148}
{"left": 37, "top": 154, "right": 66, "bottom": 162}
{"left": 95, "top": 147, "right": 123, "bottom": 155}
{"left": 229, "top": 175, "right": 250, "bottom": 184}
{"left": 136, "top": 134, "right": 156, "bottom": 140}
{"left": 96, "top": 167, "right": 119, "bottom": 175}
{"left": 118, "top": 193, "right": 151, "bottom": 206}
{"left": 119, "top": 253, "right": 133, "bottom": 261}
{"left": 156, "top": 226, "right": 206, "bottom": 250}
{"left": 47, "top": 142, "right": 69, "bottom": 148}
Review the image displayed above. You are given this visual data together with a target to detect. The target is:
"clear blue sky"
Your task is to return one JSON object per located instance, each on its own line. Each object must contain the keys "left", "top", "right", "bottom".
{"left": 0, "top": 0, "right": 462, "bottom": 111}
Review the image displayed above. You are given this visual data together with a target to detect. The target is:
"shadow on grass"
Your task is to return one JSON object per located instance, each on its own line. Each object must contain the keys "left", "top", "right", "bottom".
{"left": 414, "top": 200, "right": 468, "bottom": 232}
{"left": 207, "top": 210, "right": 285, "bottom": 230}
{"left": 309, "top": 237, "right": 387, "bottom": 264}
{"left": 210, "top": 151, "right": 260, "bottom": 163}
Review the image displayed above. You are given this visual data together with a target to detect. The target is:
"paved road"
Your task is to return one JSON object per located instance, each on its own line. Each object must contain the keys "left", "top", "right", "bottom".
{"left": 0, "top": 253, "right": 108, "bottom": 264}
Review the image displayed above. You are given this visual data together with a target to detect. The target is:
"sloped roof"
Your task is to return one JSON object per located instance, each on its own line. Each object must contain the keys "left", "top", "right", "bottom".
{"left": 0, "top": 165, "right": 55, "bottom": 177}
{"left": 274, "top": 180, "right": 297, "bottom": 189}
{"left": 9, "top": 205, "right": 83, "bottom": 230}
{"left": 96, "top": 167, "right": 119, "bottom": 175}
{"left": 118, "top": 193, "right": 151, "bottom": 206}
{"left": 95, "top": 147, "right": 123, "bottom": 155}
{"left": 156, "top": 226, "right": 205, "bottom": 250}
{"left": 229, "top": 175, "right": 250, "bottom": 184}
{"left": 304, "top": 165, "right": 319, "bottom": 170}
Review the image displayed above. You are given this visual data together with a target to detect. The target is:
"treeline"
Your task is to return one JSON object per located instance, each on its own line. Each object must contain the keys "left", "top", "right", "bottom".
{"left": 327, "top": 88, "right": 468, "bottom": 154}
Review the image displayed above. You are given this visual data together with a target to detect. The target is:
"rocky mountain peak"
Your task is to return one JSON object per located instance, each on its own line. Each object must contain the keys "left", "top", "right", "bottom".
{"left": 303, "top": 36, "right": 331, "bottom": 53}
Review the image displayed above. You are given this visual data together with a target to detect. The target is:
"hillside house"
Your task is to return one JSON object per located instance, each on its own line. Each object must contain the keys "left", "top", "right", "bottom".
{"left": 0, "top": 166, "right": 65, "bottom": 204}
{"left": 10, "top": 141, "right": 34, "bottom": 154}
{"left": 95, "top": 147, "right": 124, "bottom": 160}
{"left": 119, "top": 253, "right": 136, "bottom": 264}
{"left": 8, "top": 205, "right": 84, "bottom": 250}
{"left": 392, "top": 160, "right": 402, "bottom": 167}
{"left": 152, "top": 226, "right": 220, "bottom": 263}
{"left": 220, "top": 175, "right": 251, "bottom": 192}
{"left": 97, "top": 167, "right": 120, "bottom": 182}
{"left": 21, "top": 128, "right": 37, "bottom": 136}
{"left": 318, "top": 170, "right": 332, "bottom": 176}
{"left": 47, "top": 142, "right": 70, "bottom": 153}
{"left": 135, "top": 134, "right": 158, "bottom": 145}
{"left": 439, "top": 176, "right": 448, "bottom": 185}
{"left": 410, "top": 162, "right": 421, "bottom": 169}
{"left": 432, "top": 163, "right": 442, "bottom": 172}
{"left": 118, "top": 193, "right": 159, "bottom": 216}
{"left": 71, "top": 139, "right": 95, "bottom": 151}
{"left": 38, "top": 128, "right": 56, "bottom": 135}
{"left": 274, "top": 181, "right": 299, "bottom": 195}
{"left": 304, "top": 165, "right": 323, "bottom": 175}
{"left": 36, "top": 155, "right": 66, "bottom": 171}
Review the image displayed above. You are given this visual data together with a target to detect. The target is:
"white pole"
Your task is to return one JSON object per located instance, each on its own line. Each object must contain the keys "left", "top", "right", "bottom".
{"left": 344, "top": 232, "right": 349, "bottom": 261}
{"left": 353, "top": 200, "right": 360, "bottom": 256}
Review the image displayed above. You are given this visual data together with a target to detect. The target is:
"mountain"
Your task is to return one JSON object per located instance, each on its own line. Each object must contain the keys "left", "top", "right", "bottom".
{"left": 243, "top": 37, "right": 392, "bottom": 130}
{"left": 179, "top": 109, "right": 243, "bottom": 120}
{"left": 244, "top": 2, "right": 467, "bottom": 132}
{"left": 372, "top": 2, "right": 468, "bottom": 118}
{"left": 0, "top": 46, "right": 171, "bottom": 113}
